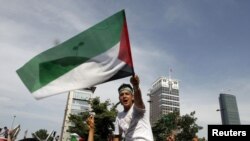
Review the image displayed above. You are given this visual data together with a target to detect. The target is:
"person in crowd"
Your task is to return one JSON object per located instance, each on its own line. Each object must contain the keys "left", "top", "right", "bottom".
{"left": 55, "top": 135, "right": 60, "bottom": 141}
{"left": 192, "top": 135, "right": 199, "bottom": 141}
{"left": 113, "top": 75, "right": 154, "bottom": 141}
{"left": 3, "top": 127, "right": 9, "bottom": 139}
{"left": 6, "top": 129, "right": 13, "bottom": 141}
{"left": 166, "top": 132, "right": 176, "bottom": 141}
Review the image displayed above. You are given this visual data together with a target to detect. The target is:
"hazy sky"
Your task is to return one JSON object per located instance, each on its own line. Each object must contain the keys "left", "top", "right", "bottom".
{"left": 1, "top": 0, "right": 250, "bottom": 139}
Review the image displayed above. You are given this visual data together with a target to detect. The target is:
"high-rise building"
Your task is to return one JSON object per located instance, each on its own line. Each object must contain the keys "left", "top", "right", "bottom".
{"left": 218, "top": 93, "right": 240, "bottom": 125}
{"left": 60, "top": 88, "right": 95, "bottom": 141}
{"left": 148, "top": 77, "right": 180, "bottom": 125}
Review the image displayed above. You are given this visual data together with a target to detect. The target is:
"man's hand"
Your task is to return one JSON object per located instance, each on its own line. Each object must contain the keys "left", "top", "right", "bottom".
{"left": 130, "top": 75, "right": 140, "bottom": 87}
{"left": 130, "top": 75, "right": 145, "bottom": 109}
{"left": 86, "top": 115, "right": 95, "bottom": 130}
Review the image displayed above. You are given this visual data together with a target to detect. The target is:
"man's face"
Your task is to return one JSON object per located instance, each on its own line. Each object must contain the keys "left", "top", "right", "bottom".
{"left": 166, "top": 135, "right": 175, "bottom": 141}
{"left": 192, "top": 138, "right": 198, "bottom": 141}
{"left": 119, "top": 90, "right": 134, "bottom": 111}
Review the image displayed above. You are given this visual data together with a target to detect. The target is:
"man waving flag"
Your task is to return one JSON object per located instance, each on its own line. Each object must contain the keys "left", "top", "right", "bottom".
{"left": 16, "top": 10, "right": 134, "bottom": 100}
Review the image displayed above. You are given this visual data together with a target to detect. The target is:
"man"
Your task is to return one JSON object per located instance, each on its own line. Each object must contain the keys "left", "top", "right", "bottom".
{"left": 166, "top": 132, "right": 176, "bottom": 141}
{"left": 113, "top": 75, "right": 154, "bottom": 141}
{"left": 3, "top": 127, "right": 8, "bottom": 139}
{"left": 192, "top": 135, "right": 199, "bottom": 141}
{"left": 55, "top": 136, "right": 60, "bottom": 141}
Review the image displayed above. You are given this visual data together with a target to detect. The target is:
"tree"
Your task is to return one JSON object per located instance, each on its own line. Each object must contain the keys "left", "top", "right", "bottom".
{"left": 67, "top": 97, "right": 119, "bottom": 141}
{"left": 152, "top": 111, "right": 180, "bottom": 140}
{"left": 32, "top": 129, "right": 53, "bottom": 141}
{"left": 67, "top": 113, "right": 88, "bottom": 139}
{"left": 177, "top": 111, "right": 203, "bottom": 141}
{"left": 152, "top": 111, "right": 203, "bottom": 141}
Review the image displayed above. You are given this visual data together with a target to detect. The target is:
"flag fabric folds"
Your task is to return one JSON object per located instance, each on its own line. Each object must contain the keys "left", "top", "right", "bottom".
{"left": 16, "top": 10, "right": 134, "bottom": 99}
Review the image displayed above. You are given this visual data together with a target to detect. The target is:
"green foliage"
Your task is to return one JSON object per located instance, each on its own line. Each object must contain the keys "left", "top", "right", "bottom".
{"left": 32, "top": 129, "right": 53, "bottom": 141}
{"left": 67, "top": 97, "right": 119, "bottom": 141}
{"left": 67, "top": 113, "right": 89, "bottom": 139}
{"left": 152, "top": 111, "right": 203, "bottom": 141}
{"left": 152, "top": 111, "right": 180, "bottom": 140}
{"left": 91, "top": 98, "right": 118, "bottom": 140}
{"left": 177, "top": 111, "right": 203, "bottom": 141}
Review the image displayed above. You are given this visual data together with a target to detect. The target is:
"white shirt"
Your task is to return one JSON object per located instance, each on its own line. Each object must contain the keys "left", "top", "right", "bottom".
{"left": 114, "top": 104, "right": 154, "bottom": 141}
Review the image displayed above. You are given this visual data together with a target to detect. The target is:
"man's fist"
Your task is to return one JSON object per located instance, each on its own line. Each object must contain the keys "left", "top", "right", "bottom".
{"left": 130, "top": 75, "right": 140, "bottom": 87}
{"left": 86, "top": 115, "right": 95, "bottom": 129}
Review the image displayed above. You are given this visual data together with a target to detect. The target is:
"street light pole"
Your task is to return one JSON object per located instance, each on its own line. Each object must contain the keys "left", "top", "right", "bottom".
{"left": 11, "top": 115, "right": 16, "bottom": 129}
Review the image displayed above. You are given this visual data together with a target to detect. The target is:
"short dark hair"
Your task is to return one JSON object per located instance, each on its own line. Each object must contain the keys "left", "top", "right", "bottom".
{"left": 118, "top": 83, "right": 133, "bottom": 93}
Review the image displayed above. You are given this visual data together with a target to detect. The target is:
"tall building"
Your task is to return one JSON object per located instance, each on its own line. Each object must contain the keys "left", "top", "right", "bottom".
{"left": 60, "top": 88, "right": 95, "bottom": 141}
{"left": 148, "top": 77, "right": 180, "bottom": 125}
{"left": 218, "top": 93, "right": 240, "bottom": 125}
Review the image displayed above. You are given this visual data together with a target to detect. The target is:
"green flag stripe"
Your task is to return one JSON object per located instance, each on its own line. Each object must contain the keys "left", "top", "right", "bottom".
{"left": 17, "top": 10, "right": 126, "bottom": 93}
{"left": 32, "top": 42, "right": 126, "bottom": 99}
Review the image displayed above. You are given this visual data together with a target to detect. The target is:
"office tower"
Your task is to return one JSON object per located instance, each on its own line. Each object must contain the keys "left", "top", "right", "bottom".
{"left": 148, "top": 77, "right": 180, "bottom": 125}
{"left": 218, "top": 93, "right": 240, "bottom": 125}
{"left": 60, "top": 88, "right": 95, "bottom": 141}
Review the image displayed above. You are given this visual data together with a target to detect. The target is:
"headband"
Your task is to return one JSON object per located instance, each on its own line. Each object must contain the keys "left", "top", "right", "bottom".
{"left": 119, "top": 87, "right": 133, "bottom": 94}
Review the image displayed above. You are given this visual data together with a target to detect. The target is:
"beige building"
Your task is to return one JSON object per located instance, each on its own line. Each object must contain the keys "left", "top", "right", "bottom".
{"left": 60, "top": 88, "right": 95, "bottom": 141}
{"left": 148, "top": 77, "right": 180, "bottom": 125}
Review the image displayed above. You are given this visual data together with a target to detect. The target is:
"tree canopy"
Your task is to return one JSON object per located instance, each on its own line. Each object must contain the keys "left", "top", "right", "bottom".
{"left": 67, "top": 97, "right": 119, "bottom": 141}
{"left": 152, "top": 111, "right": 203, "bottom": 141}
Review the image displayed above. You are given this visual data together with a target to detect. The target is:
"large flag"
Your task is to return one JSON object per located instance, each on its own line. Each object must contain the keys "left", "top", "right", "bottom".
{"left": 16, "top": 10, "right": 134, "bottom": 99}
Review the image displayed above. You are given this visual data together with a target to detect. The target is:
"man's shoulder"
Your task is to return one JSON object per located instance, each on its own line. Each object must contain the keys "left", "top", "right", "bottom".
{"left": 117, "top": 110, "right": 126, "bottom": 118}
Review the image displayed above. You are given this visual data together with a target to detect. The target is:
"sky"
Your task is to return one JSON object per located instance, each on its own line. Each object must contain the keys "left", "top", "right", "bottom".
{"left": 1, "top": 0, "right": 250, "bottom": 140}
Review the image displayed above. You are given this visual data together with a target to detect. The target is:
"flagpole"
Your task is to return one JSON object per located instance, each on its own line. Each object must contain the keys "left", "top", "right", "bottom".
{"left": 60, "top": 92, "right": 70, "bottom": 141}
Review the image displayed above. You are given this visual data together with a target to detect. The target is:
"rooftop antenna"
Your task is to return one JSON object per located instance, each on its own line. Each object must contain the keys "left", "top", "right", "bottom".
{"left": 220, "top": 88, "right": 231, "bottom": 94}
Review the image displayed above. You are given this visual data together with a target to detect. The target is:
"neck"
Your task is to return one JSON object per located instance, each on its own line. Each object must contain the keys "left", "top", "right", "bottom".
{"left": 123, "top": 104, "right": 133, "bottom": 112}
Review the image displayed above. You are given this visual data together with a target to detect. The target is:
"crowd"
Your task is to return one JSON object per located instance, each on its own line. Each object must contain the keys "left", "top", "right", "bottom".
{"left": 0, "top": 127, "right": 9, "bottom": 140}
{"left": 0, "top": 126, "right": 12, "bottom": 141}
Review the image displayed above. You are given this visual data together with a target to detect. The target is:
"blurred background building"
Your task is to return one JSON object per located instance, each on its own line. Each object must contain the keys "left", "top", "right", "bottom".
{"left": 148, "top": 76, "right": 180, "bottom": 125}
{"left": 60, "top": 88, "right": 95, "bottom": 141}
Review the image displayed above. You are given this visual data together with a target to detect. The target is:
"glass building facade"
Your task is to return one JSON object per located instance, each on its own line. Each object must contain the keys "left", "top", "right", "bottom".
{"left": 219, "top": 93, "right": 240, "bottom": 125}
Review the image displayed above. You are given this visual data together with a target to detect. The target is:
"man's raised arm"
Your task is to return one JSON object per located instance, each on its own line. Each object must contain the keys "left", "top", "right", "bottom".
{"left": 130, "top": 75, "right": 145, "bottom": 109}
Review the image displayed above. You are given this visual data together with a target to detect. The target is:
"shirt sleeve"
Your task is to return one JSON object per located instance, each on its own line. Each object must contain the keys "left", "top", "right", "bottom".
{"left": 134, "top": 105, "right": 146, "bottom": 114}
{"left": 113, "top": 117, "right": 121, "bottom": 135}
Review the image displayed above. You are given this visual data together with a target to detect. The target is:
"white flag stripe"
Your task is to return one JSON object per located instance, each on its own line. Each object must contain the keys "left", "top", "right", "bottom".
{"left": 33, "top": 42, "right": 125, "bottom": 99}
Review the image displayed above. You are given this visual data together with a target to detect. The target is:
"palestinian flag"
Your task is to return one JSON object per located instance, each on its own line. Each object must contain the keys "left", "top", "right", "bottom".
{"left": 16, "top": 10, "right": 134, "bottom": 99}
